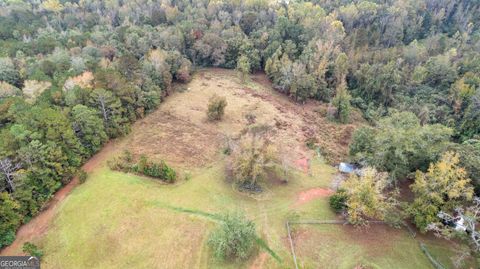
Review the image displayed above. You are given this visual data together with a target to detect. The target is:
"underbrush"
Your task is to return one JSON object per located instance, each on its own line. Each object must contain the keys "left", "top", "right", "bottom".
{"left": 108, "top": 150, "right": 176, "bottom": 183}
{"left": 23, "top": 242, "right": 44, "bottom": 259}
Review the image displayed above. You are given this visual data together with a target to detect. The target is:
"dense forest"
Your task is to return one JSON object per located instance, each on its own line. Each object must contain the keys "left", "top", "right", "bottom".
{"left": 0, "top": 0, "right": 479, "bottom": 251}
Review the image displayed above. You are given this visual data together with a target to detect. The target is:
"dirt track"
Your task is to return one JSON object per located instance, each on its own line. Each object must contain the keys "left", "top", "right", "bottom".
{"left": 0, "top": 141, "right": 118, "bottom": 255}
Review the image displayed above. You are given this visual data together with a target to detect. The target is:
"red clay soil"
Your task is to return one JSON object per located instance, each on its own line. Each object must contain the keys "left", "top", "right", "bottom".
{"left": 294, "top": 188, "right": 334, "bottom": 206}
{"left": 295, "top": 157, "right": 310, "bottom": 173}
{"left": 0, "top": 141, "right": 117, "bottom": 256}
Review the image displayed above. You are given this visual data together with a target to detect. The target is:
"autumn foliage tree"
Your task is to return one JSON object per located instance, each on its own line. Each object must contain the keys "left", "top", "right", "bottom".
{"left": 341, "top": 168, "right": 401, "bottom": 226}
{"left": 231, "top": 132, "right": 277, "bottom": 191}
{"left": 409, "top": 152, "right": 474, "bottom": 231}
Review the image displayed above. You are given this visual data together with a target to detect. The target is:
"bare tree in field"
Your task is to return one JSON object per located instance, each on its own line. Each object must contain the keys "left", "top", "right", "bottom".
{"left": 0, "top": 158, "right": 21, "bottom": 193}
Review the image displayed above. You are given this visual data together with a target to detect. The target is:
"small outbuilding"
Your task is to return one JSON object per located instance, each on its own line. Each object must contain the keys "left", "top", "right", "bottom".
{"left": 332, "top": 162, "right": 363, "bottom": 190}
{"left": 338, "top": 162, "right": 356, "bottom": 174}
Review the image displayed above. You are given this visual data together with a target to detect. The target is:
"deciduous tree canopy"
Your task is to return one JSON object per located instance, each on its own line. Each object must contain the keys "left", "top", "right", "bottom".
{"left": 410, "top": 152, "right": 474, "bottom": 231}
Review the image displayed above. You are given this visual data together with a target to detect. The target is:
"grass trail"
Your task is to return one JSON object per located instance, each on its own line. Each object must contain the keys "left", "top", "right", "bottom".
{"left": 149, "top": 201, "right": 283, "bottom": 263}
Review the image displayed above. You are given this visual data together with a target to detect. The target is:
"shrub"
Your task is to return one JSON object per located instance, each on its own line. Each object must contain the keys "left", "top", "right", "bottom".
{"left": 137, "top": 155, "right": 148, "bottom": 173}
{"left": 143, "top": 161, "right": 176, "bottom": 183}
{"left": 132, "top": 155, "right": 176, "bottom": 183}
{"left": 143, "top": 161, "right": 177, "bottom": 183}
{"left": 329, "top": 189, "right": 347, "bottom": 213}
{"left": 78, "top": 169, "right": 88, "bottom": 184}
{"left": 108, "top": 150, "right": 133, "bottom": 172}
{"left": 223, "top": 146, "right": 232, "bottom": 155}
{"left": 109, "top": 152, "right": 175, "bottom": 182}
{"left": 245, "top": 112, "right": 256, "bottom": 125}
{"left": 207, "top": 94, "right": 227, "bottom": 121}
{"left": 236, "top": 55, "right": 251, "bottom": 83}
{"left": 23, "top": 242, "right": 44, "bottom": 259}
{"left": 160, "top": 162, "right": 176, "bottom": 183}
{"left": 305, "top": 137, "right": 318, "bottom": 149}
{"left": 208, "top": 212, "right": 257, "bottom": 261}
{"left": 184, "top": 171, "right": 192, "bottom": 181}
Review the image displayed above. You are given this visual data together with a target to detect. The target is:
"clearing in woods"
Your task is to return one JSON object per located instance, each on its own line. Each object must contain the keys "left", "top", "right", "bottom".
{"left": 2, "top": 69, "right": 471, "bottom": 268}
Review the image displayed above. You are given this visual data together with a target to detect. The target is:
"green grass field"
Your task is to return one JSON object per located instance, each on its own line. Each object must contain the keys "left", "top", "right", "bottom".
{"left": 33, "top": 158, "right": 470, "bottom": 269}
{"left": 37, "top": 157, "right": 331, "bottom": 268}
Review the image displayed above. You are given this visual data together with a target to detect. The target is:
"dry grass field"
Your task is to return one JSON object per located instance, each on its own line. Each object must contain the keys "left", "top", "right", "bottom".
{"left": 124, "top": 69, "right": 364, "bottom": 170}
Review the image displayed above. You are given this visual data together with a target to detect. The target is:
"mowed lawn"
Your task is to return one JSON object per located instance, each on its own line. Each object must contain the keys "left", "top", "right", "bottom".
{"left": 34, "top": 158, "right": 460, "bottom": 269}
{"left": 37, "top": 159, "right": 331, "bottom": 269}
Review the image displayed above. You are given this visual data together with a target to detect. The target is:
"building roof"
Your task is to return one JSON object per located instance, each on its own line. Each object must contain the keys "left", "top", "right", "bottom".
{"left": 339, "top": 162, "right": 356, "bottom": 173}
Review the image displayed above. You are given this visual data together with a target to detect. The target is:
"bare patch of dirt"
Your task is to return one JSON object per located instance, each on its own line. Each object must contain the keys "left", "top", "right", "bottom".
{"left": 294, "top": 188, "right": 334, "bottom": 206}
{"left": 295, "top": 157, "right": 310, "bottom": 173}
{"left": 0, "top": 141, "right": 118, "bottom": 256}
